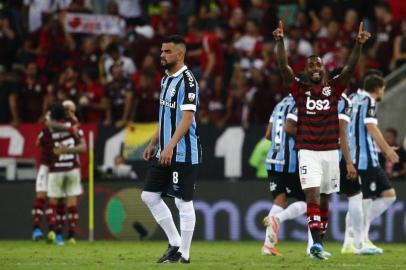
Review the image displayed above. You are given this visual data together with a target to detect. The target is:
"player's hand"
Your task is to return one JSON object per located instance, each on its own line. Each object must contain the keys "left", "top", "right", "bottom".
{"left": 346, "top": 163, "right": 358, "bottom": 181}
{"left": 159, "top": 146, "right": 173, "bottom": 167}
{"left": 273, "top": 20, "right": 284, "bottom": 41}
{"left": 385, "top": 147, "right": 399, "bottom": 164}
{"left": 53, "top": 146, "right": 68, "bottom": 155}
{"left": 356, "top": 22, "right": 371, "bottom": 44}
{"left": 143, "top": 143, "right": 156, "bottom": 161}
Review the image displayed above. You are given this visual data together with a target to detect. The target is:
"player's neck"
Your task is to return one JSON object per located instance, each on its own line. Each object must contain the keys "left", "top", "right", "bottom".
{"left": 167, "top": 62, "right": 185, "bottom": 76}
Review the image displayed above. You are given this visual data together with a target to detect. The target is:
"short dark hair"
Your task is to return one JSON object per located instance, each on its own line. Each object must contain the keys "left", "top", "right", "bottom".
{"left": 50, "top": 102, "right": 66, "bottom": 121}
{"left": 106, "top": 43, "right": 120, "bottom": 55}
{"left": 375, "top": 2, "right": 391, "bottom": 12}
{"left": 163, "top": 35, "right": 186, "bottom": 46}
{"left": 364, "top": 74, "right": 385, "bottom": 93}
{"left": 385, "top": 127, "right": 398, "bottom": 138}
{"left": 363, "top": 69, "right": 383, "bottom": 81}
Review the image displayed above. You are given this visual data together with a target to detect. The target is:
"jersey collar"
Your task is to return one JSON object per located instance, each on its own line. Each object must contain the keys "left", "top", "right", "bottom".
{"left": 166, "top": 65, "right": 187, "bottom": 78}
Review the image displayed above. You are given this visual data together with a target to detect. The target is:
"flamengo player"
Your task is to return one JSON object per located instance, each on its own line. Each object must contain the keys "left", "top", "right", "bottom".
{"left": 31, "top": 100, "right": 80, "bottom": 240}
{"left": 273, "top": 20, "right": 370, "bottom": 260}
{"left": 44, "top": 102, "right": 86, "bottom": 245}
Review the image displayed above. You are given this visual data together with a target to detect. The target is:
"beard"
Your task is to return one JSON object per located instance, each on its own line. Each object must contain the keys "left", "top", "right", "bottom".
{"left": 161, "top": 61, "right": 176, "bottom": 70}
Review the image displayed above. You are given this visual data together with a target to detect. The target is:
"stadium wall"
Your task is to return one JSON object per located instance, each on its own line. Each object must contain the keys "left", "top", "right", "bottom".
{"left": 1, "top": 181, "right": 406, "bottom": 242}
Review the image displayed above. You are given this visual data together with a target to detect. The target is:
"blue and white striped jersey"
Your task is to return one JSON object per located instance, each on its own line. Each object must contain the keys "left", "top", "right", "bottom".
{"left": 349, "top": 90, "right": 380, "bottom": 170}
{"left": 266, "top": 95, "right": 297, "bottom": 173}
{"left": 156, "top": 66, "right": 202, "bottom": 164}
{"left": 338, "top": 93, "right": 354, "bottom": 161}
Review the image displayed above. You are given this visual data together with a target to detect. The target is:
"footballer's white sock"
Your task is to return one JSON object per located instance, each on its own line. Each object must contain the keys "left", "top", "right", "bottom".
{"left": 175, "top": 198, "right": 195, "bottom": 261}
{"left": 362, "top": 199, "right": 373, "bottom": 242}
{"left": 307, "top": 227, "right": 313, "bottom": 254}
{"left": 348, "top": 193, "right": 363, "bottom": 249}
{"left": 141, "top": 191, "right": 181, "bottom": 247}
{"left": 369, "top": 196, "right": 396, "bottom": 222}
{"left": 275, "top": 201, "right": 306, "bottom": 223}
{"left": 264, "top": 204, "right": 284, "bottom": 247}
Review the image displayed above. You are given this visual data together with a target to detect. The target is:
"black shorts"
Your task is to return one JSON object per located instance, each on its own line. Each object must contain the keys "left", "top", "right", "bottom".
{"left": 359, "top": 166, "right": 393, "bottom": 199}
{"left": 339, "top": 160, "right": 361, "bottom": 195}
{"left": 143, "top": 158, "right": 198, "bottom": 201}
{"left": 267, "top": 171, "right": 305, "bottom": 201}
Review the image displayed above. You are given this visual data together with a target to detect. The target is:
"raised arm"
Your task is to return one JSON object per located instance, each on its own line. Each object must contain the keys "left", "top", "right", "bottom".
{"left": 273, "top": 20, "right": 295, "bottom": 85}
{"left": 340, "top": 22, "right": 371, "bottom": 85}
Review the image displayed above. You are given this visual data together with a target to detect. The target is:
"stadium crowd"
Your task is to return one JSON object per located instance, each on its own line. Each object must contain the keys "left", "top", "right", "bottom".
{"left": 0, "top": 0, "right": 405, "bottom": 128}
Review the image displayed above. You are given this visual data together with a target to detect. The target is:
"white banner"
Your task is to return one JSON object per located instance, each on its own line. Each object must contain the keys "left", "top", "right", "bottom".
{"left": 64, "top": 13, "right": 126, "bottom": 36}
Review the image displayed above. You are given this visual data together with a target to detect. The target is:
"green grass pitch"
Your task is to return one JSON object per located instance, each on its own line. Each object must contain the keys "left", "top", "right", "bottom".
{"left": 1, "top": 241, "right": 406, "bottom": 270}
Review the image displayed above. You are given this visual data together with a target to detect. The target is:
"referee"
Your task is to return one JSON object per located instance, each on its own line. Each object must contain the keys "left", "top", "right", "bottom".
{"left": 141, "top": 35, "right": 201, "bottom": 264}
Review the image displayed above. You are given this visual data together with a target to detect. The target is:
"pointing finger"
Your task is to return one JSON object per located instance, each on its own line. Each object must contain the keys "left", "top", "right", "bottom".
{"left": 359, "top": 21, "right": 363, "bottom": 33}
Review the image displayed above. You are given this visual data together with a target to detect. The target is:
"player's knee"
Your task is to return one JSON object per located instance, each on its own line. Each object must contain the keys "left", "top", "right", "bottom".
{"left": 380, "top": 188, "right": 396, "bottom": 199}
{"left": 175, "top": 198, "right": 194, "bottom": 213}
{"left": 175, "top": 198, "right": 195, "bottom": 231}
{"left": 141, "top": 191, "right": 161, "bottom": 206}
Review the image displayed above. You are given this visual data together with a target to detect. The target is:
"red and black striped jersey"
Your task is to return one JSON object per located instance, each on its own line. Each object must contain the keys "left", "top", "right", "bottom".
{"left": 39, "top": 119, "right": 83, "bottom": 172}
{"left": 291, "top": 75, "right": 346, "bottom": 151}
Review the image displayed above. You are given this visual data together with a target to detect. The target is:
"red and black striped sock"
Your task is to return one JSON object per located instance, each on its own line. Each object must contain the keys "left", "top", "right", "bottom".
{"left": 32, "top": 198, "right": 45, "bottom": 229}
{"left": 56, "top": 202, "right": 66, "bottom": 234}
{"left": 67, "top": 206, "right": 79, "bottom": 238}
{"left": 46, "top": 204, "right": 57, "bottom": 231}
{"left": 307, "top": 203, "right": 322, "bottom": 244}
{"left": 320, "top": 208, "right": 329, "bottom": 240}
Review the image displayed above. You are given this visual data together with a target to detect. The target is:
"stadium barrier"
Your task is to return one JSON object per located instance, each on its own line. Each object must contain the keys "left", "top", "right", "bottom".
{"left": 1, "top": 180, "right": 405, "bottom": 242}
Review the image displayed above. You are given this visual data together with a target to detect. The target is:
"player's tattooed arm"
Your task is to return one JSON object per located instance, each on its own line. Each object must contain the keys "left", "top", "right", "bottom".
{"left": 340, "top": 22, "right": 371, "bottom": 85}
{"left": 53, "top": 137, "right": 87, "bottom": 155}
{"left": 273, "top": 20, "right": 295, "bottom": 85}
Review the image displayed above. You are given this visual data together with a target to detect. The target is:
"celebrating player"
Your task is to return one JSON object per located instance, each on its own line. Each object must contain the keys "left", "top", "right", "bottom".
{"left": 262, "top": 95, "right": 306, "bottom": 256}
{"left": 44, "top": 102, "right": 86, "bottom": 245}
{"left": 141, "top": 35, "right": 201, "bottom": 264}
{"left": 348, "top": 74, "right": 398, "bottom": 253}
{"left": 272, "top": 20, "right": 370, "bottom": 259}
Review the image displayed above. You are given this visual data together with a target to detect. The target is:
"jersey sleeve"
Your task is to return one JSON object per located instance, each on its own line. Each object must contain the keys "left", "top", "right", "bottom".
{"left": 338, "top": 98, "right": 352, "bottom": 123}
{"left": 286, "top": 105, "right": 298, "bottom": 122}
{"left": 290, "top": 77, "right": 302, "bottom": 99}
{"left": 330, "top": 75, "right": 347, "bottom": 96}
{"left": 180, "top": 70, "right": 199, "bottom": 112}
{"left": 364, "top": 98, "right": 378, "bottom": 125}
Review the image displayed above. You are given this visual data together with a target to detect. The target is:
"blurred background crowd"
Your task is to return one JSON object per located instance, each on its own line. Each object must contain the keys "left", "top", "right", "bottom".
{"left": 0, "top": 0, "right": 405, "bottom": 129}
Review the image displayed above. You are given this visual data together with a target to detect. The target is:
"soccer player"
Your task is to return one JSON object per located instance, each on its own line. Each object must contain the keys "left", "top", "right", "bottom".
{"left": 31, "top": 100, "right": 79, "bottom": 241}
{"left": 141, "top": 35, "right": 201, "bottom": 264}
{"left": 44, "top": 102, "right": 86, "bottom": 245}
{"left": 272, "top": 20, "right": 370, "bottom": 259}
{"left": 349, "top": 74, "right": 398, "bottom": 253}
{"left": 261, "top": 95, "right": 306, "bottom": 256}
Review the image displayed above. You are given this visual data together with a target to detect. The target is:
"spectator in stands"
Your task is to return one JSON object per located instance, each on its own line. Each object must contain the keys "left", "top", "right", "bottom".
{"left": 80, "top": 69, "right": 110, "bottom": 124}
{"left": 390, "top": 18, "right": 406, "bottom": 70}
{"left": 372, "top": 2, "right": 399, "bottom": 73}
{"left": 105, "top": 64, "right": 135, "bottom": 128}
{"left": 233, "top": 19, "right": 263, "bottom": 64}
{"left": 379, "top": 128, "right": 406, "bottom": 180}
{"left": 150, "top": 1, "right": 178, "bottom": 36}
{"left": 112, "top": 0, "right": 143, "bottom": 26}
{"left": 0, "top": 13, "right": 17, "bottom": 71}
{"left": 285, "top": 25, "right": 313, "bottom": 58}
{"left": 132, "top": 53, "right": 162, "bottom": 122}
{"left": 314, "top": 20, "right": 343, "bottom": 57}
{"left": 67, "top": 0, "right": 92, "bottom": 13}
{"left": 18, "top": 62, "right": 51, "bottom": 123}
{"left": 221, "top": 66, "right": 251, "bottom": 128}
{"left": 55, "top": 66, "right": 84, "bottom": 105}
{"left": 313, "top": 4, "right": 334, "bottom": 38}
{"left": 75, "top": 36, "right": 101, "bottom": 78}
{"left": 341, "top": 9, "right": 359, "bottom": 43}
{"left": 0, "top": 70, "right": 19, "bottom": 126}
{"left": 103, "top": 42, "right": 136, "bottom": 83}
{"left": 286, "top": 38, "right": 307, "bottom": 74}
{"left": 22, "top": 0, "right": 56, "bottom": 33}
{"left": 36, "top": 11, "right": 76, "bottom": 77}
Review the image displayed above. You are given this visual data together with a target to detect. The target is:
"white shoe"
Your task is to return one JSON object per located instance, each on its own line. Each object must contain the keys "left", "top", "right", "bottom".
{"left": 261, "top": 244, "right": 282, "bottom": 256}
{"left": 353, "top": 246, "right": 380, "bottom": 255}
{"left": 363, "top": 240, "right": 383, "bottom": 254}
{"left": 263, "top": 216, "right": 279, "bottom": 245}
